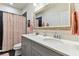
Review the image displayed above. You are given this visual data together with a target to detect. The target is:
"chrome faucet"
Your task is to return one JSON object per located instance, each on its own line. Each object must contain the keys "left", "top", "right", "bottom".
{"left": 53, "top": 32, "right": 61, "bottom": 39}
{"left": 43, "top": 33, "right": 47, "bottom": 36}
{"left": 35, "top": 32, "right": 39, "bottom": 35}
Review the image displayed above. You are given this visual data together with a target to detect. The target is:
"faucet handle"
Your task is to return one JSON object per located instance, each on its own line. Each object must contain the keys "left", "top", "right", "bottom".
{"left": 53, "top": 32, "right": 57, "bottom": 38}
{"left": 58, "top": 34, "right": 61, "bottom": 39}
{"left": 35, "top": 32, "right": 39, "bottom": 35}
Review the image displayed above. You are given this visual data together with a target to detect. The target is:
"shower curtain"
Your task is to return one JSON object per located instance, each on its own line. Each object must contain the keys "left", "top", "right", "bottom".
{"left": 14, "top": 15, "right": 26, "bottom": 44}
{"left": 2, "top": 12, "right": 26, "bottom": 51}
{"left": 2, "top": 12, "right": 14, "bottom": 51}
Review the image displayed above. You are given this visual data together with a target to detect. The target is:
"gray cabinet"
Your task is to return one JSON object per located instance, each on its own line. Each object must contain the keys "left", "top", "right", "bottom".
{"left": 21, "top": 36, "right": 63, "bottom": 56}
{"left": 21, "top": 36, "right": 31, "bottom": 56}
{"left": 32, "top": 48, "right": 41, "bottom": 56}
{"left": 32, "top": 41, "right": 63, "bottom": 56}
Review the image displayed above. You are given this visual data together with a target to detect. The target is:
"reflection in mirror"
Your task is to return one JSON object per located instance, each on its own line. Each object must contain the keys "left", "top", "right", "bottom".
{"left": 34, "top": 3, "right": 70, "bottom": 29}
{"left": 36, "top": 16, "right": 42, "bottom": 27}
{"left": 28, "top": 20, "right": 30, "bottom": 27}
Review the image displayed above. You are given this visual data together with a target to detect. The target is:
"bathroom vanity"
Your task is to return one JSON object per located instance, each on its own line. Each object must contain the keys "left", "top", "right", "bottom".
{"left": 21, "top": 35, "right": 64, "bottom": 56}
{"left": 21, "top": 34, "right": 79, "bottom": 56}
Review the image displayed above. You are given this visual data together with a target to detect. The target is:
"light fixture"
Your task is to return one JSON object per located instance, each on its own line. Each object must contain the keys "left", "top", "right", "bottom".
{"left": 33, "top": 3, "right": 37, "bottom": 7}
{"left": 9, "top": 3, "right": 13, "bottom": 5}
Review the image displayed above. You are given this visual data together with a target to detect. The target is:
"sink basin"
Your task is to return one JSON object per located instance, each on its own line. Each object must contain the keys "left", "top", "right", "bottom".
{"left": 42, "top": 36, "right": 61, "bottom": 41}
{"left": 43, "top": 36, "right": 53, "bottom": 40}
{"left": 27, "top": 34, "right": 62, "bottom": 41}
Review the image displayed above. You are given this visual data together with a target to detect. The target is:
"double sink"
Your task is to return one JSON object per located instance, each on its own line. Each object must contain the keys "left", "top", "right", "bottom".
{"left": 23, "top": 33, "right": 79, "bottom": 56}
{"left": 27, "top": 33, "right": 79, "bottom": 46}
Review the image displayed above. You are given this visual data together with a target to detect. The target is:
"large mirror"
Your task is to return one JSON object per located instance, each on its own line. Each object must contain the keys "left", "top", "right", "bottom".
{"left": 34, "top": 3, "right": 70, "bottom": 30}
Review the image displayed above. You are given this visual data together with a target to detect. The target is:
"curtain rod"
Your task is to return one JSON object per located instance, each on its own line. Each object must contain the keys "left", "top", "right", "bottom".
{"left": 0, "top": 10, "right": 23, "bottom": 16}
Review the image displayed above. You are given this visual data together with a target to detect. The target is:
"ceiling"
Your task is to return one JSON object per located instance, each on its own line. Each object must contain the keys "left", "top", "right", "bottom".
{"left": 11, "top": 3, "right": 28, "bottom": 10}
{"left": 2, "top": 3, "right": 29, "bottom": 10}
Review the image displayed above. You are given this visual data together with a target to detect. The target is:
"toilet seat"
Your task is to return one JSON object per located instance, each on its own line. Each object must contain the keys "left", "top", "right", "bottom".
{"left": 13, "top": 43, "right": 21, "bottom": 50}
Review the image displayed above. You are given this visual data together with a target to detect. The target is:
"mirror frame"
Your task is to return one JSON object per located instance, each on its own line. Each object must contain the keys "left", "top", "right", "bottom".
{"left": 33, "top": 3, "right": 72, "bottom": 30}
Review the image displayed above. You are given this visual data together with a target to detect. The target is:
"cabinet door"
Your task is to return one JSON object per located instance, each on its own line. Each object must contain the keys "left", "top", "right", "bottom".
{"left": 32, "top": 41, "right": 63, "bottom": 56}
{"left": 25, "top": 38, "right": 31, "bottom": 56}
{"left": 21, "top": 36, "right": 32, "bottom": 56}
{"left": 21, "top": 37, "right": 27, "bottom": 55}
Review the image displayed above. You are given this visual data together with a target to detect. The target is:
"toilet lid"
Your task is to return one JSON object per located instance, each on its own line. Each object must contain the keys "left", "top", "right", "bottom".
{"left": 13, "top": 43, "right": 21, "bottom": 49}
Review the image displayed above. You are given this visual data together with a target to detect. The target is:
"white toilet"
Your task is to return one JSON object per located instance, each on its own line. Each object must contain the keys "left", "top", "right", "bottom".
{"left": 13, "top": 43, "right": 21, "bottom": 56}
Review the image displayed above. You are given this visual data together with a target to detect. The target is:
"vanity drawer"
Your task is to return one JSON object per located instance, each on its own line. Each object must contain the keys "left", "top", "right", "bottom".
{"left": 32, "top": 48, "right": 41, "bottom": 56}
{"left": 32, "top": 41, "right": 63, "bottom": 56}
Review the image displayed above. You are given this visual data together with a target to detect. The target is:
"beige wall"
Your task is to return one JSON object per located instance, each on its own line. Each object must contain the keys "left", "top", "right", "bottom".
{"left": 22, "top": 3, "right": 79, "bottom": 40}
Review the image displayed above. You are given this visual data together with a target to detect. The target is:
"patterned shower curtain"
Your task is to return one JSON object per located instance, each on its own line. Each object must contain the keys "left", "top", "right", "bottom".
{"left": 2, "top": 12, "right": 26, "bottom": 51}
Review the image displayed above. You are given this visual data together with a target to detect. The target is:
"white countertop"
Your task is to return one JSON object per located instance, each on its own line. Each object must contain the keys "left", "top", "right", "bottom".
{"left": 22, "top": 34, "right": 79, "bottom": 56}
